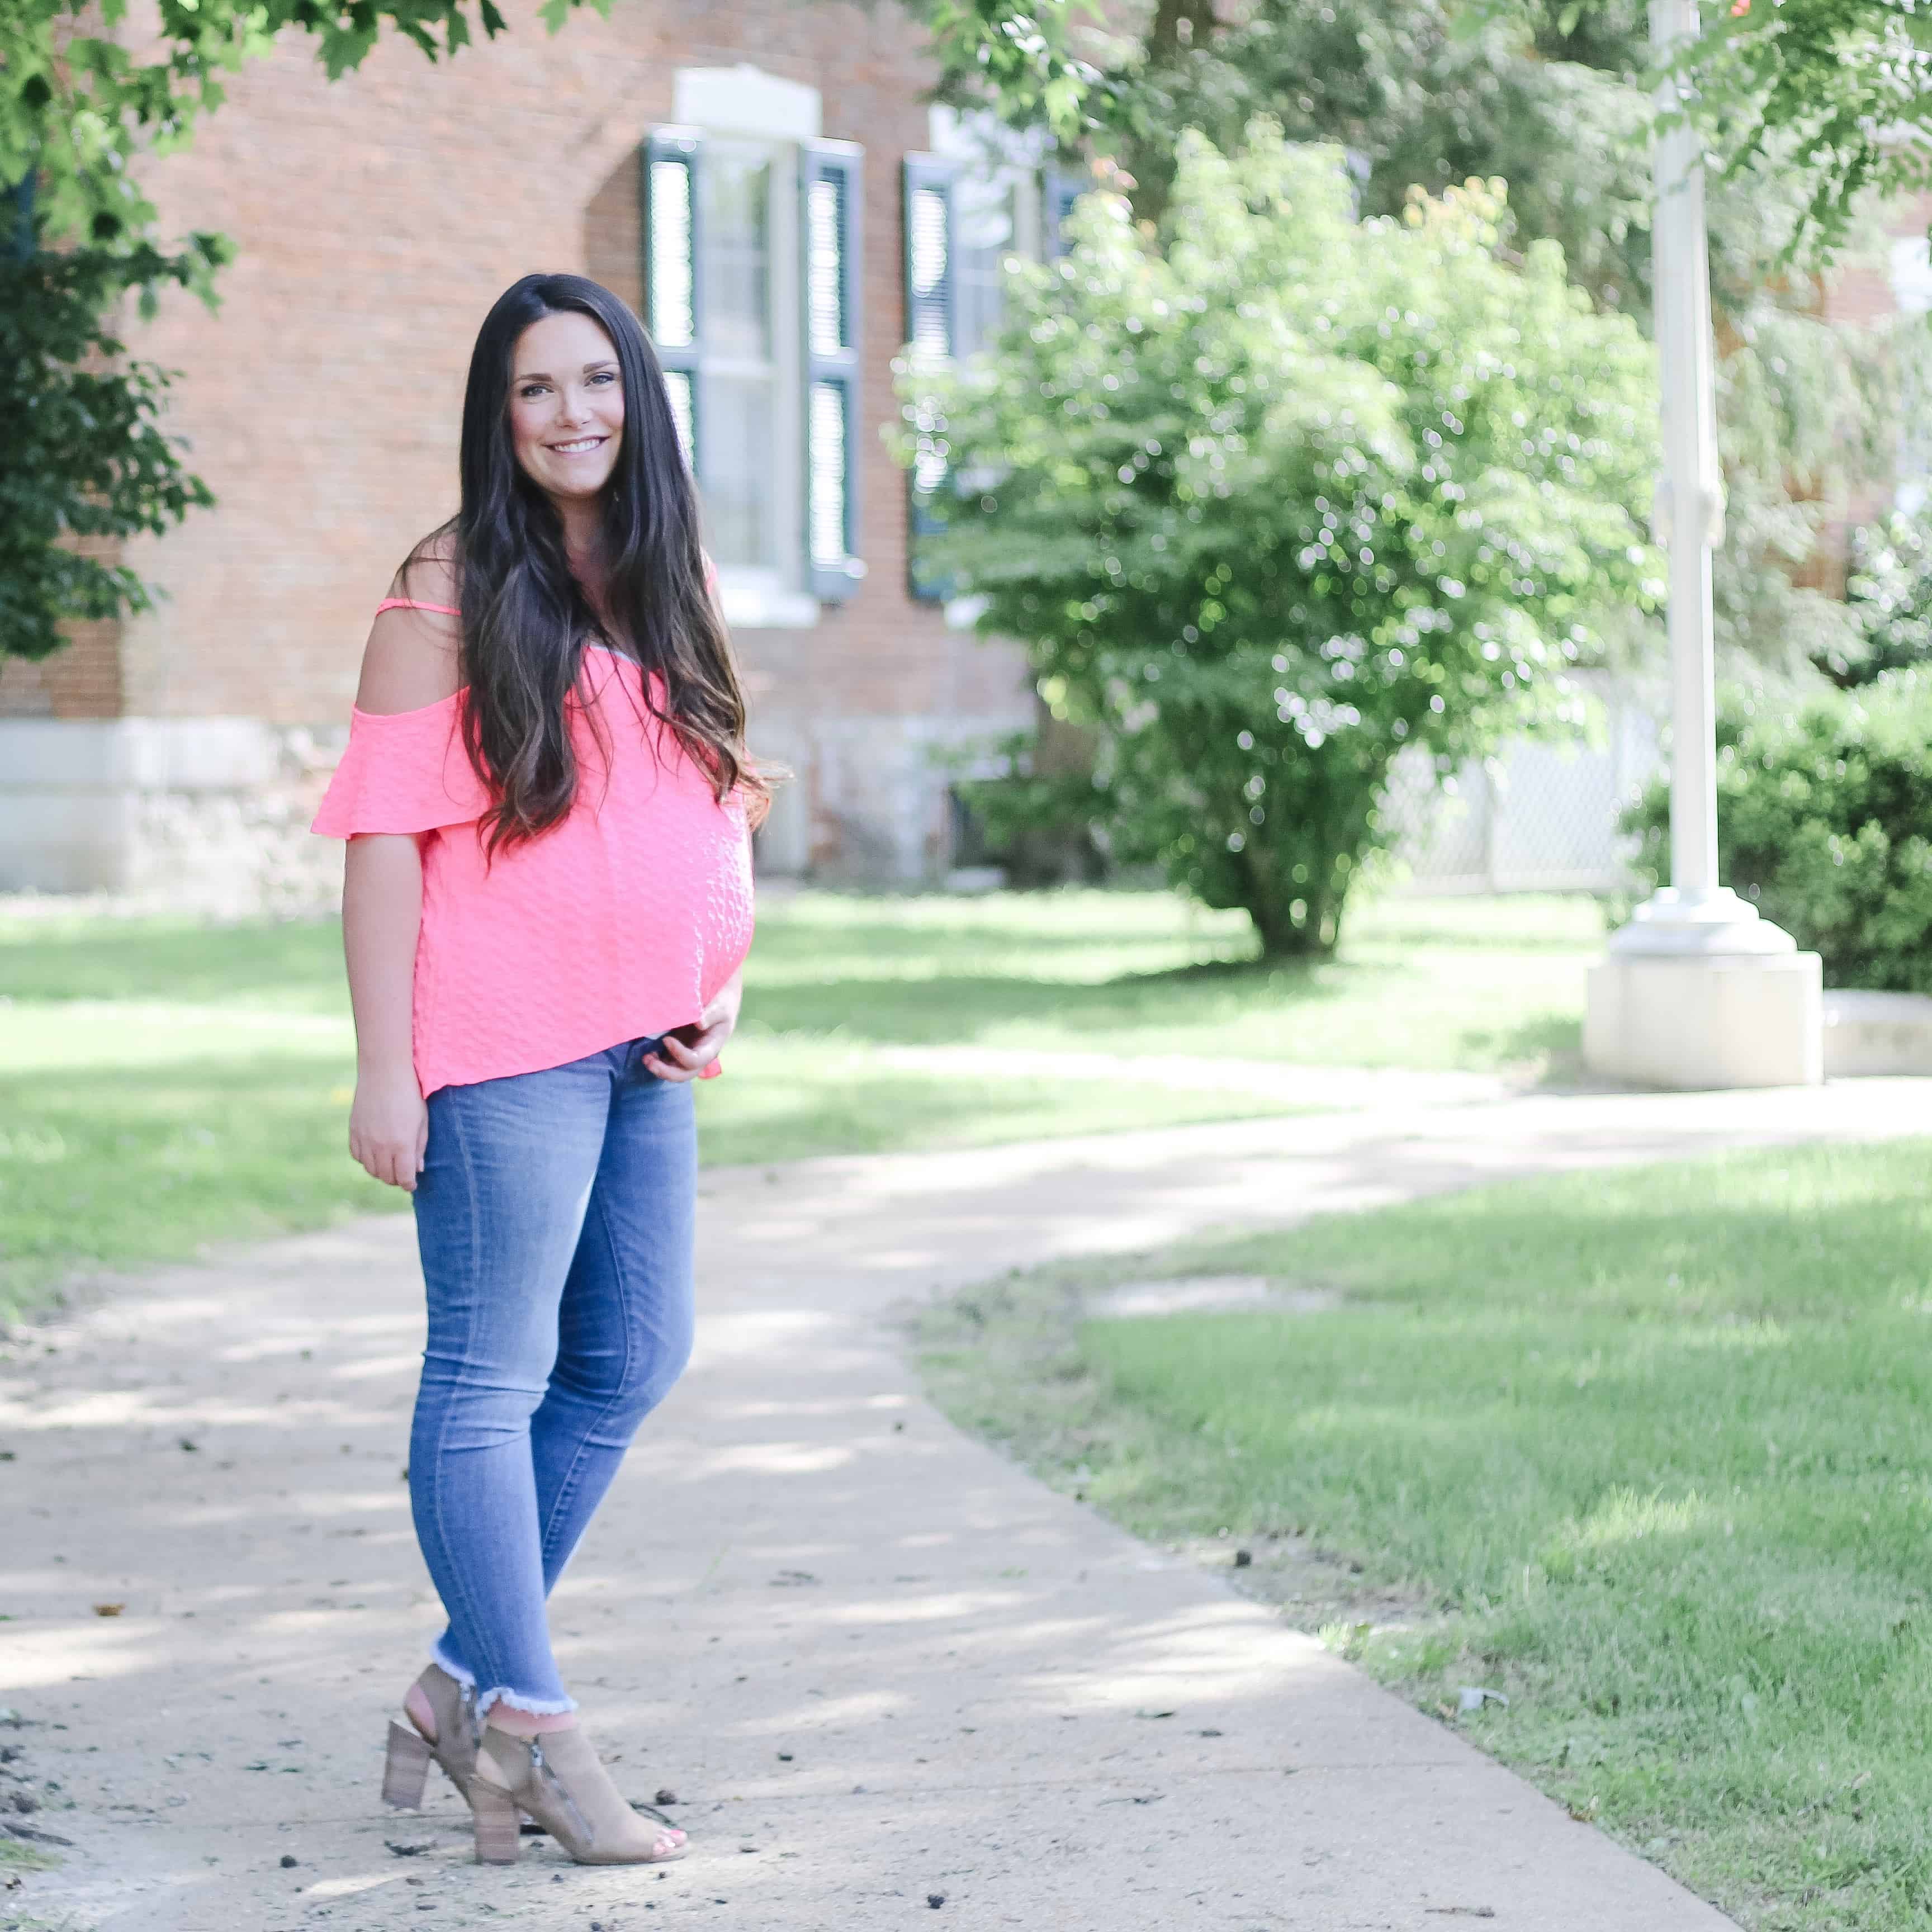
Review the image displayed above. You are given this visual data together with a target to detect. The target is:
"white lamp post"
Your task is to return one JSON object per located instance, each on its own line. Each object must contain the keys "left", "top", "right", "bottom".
{"left": 1581, "top": 0, "right": 1822, "bottom": 1088}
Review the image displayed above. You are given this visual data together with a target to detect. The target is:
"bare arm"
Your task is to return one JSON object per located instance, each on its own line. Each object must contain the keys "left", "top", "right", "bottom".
{"left": 341, "top": 553, "right": 461, "bottom": 1190}
{"left": 343, "top": 835, "right": 428, "bottom": 1188}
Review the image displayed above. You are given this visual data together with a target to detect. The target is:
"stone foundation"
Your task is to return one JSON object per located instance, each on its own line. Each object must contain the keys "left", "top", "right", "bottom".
{"left": 1821, "top": 989, "right": 1932, "bottom": 1077}
{"left": 0, "top": 718, "right": 345, "bottom": 915}
{"left": 754, "top": 710, "right": 1024, "bottom": 884}
{"left": 0, "top": 707, "right": 1025, "bottom": 912}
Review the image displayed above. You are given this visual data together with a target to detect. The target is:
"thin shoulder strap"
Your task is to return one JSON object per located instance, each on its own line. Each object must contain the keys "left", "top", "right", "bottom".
{"left": 375, "top": 598, "right": 461, "bottom": 617}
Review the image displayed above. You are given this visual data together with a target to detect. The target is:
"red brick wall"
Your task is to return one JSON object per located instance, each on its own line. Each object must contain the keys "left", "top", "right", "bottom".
{"left": 0, "top": 621, "right": 122, "bottom": 718}
{"left": 1806, "top": 193, "right": 1932, "bottom": 598}
{"left": 0, "top": 535, "right": 124, "bottom": 721}
{"left": 117, "top": 0, "right": 1027, "bottom": 741}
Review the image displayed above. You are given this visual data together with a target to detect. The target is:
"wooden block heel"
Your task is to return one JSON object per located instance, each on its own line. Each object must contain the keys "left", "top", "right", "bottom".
{"left": 472, "top": 1727, "right": 685, "bottom": 1865}
{"left": 471, "top": 1777, "right": 523, "bottom": 1864}
{"left": 382, "top": 1720, "right": 434, "bottom": 1810}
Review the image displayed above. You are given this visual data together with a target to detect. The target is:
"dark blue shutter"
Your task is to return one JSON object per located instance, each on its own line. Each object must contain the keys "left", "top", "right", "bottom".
{"left": 802, "top": 139, "right": 865, "bottom": 603}
{"left": 1043, "top": 164, "right": 1084, "bottom": 260}
{"left": 903, "top": 153, "right": 958, "bottom": 363}
{"left": 642, "top": 129, "right": 702, "bottom": 471}
{"left": 903, "top": 154, "right": 959, "bottom": 603}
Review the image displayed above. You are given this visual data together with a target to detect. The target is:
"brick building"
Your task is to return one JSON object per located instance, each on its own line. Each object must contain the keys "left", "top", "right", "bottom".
{"left": 1809, "top": 192, "right": 1932, "bottom": 596}
{"left": 0, "top": 1, "right": 1051, "bottom": 900}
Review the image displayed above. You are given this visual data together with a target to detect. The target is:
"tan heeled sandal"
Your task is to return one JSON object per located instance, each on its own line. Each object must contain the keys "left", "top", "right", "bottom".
{"left": 469, "top": 1726, "right": 687, "bottom": 1866}
{"left": 381, "top": 1664, "right": 482, "bottom": 1809}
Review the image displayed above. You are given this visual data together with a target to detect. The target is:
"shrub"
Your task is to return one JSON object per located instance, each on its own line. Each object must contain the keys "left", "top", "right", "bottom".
{"left": 1625, "top": 671, "right": 1932, "bottom": 990}
{"left": 1821, "top": 505, "right": 1932, "bottom": 688}
{"left": 1, "top": 238, "right": 216, "bottom": 660}
{"left": 900, "top": 126, "right": 1660, "bottom": 956}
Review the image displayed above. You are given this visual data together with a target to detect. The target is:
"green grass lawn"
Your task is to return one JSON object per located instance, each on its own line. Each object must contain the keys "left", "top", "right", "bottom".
{"left": 0, "top": 888, "right": 1597, "bottom": 1318}
{"left": 917, "top": 1141, "right": 1932, "bottom": 1932}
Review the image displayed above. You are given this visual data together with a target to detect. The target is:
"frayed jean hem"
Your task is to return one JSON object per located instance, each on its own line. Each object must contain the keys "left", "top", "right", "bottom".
{"left": 476, "top": 1685, "right": 579, "bottom": 1720}
{"left": 430, "top": 1639, "right": 575, "bottom": 1717}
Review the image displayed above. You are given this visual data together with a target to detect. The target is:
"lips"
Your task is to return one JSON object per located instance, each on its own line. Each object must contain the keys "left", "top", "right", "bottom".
{"left": 549, "top": 437, "right": 608, "bottom": 455}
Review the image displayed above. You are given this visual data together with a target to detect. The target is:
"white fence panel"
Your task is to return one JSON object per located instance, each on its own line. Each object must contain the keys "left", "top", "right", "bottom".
{"left": 1382, "top": 679, "right": 1662, "bottom": 896}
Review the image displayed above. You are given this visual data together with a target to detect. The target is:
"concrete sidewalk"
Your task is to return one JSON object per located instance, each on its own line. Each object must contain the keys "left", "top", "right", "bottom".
{"left": 6, "top": 1079, "right": 1930, "bottom": 1931}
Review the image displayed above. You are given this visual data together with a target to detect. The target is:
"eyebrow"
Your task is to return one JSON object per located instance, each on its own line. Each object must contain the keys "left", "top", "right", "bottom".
{"left": 514, "top": 359, "right": 620, "bottom": 383}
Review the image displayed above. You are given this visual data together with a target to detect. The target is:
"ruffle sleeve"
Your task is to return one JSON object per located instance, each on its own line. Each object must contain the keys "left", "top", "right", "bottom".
{"left": 310, "top": 697, "right": 493, "bottom": 838}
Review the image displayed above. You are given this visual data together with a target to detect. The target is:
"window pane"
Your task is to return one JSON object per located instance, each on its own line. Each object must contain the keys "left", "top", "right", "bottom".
{"left": 912, "top": 442, "right": 949, "bottom": 498}
{"left": 702, "top": 146, "right": 771, "bottom": 361}
{"left": 809, "top": 380, "right": 848, "bottom": 565}
{"left": 700, "top": 373, "right": 775, "bottom": 567}
{"left": 662, "top": 368, "right": 695, "bottom": 468}
{"left": 908, "top": 183, "right": 950, "bottom": 360}
{"left": 954, "top": 176, "right": 1012, "bottom": 359}
{"left": 807, "top": 174, "right": 847, "bottom": 356}
{"left": 647, "top": 156, "right": 694, "bottom": 349}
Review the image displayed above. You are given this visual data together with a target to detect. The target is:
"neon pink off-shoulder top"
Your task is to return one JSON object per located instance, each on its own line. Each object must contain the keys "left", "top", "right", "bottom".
{"left": 311, "top": 601, "right": 755, "bottom": 1097}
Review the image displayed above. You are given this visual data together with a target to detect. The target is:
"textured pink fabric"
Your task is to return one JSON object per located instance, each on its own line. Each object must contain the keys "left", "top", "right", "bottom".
{"left": 312, "top": 645, "right": 754, "bottom": 1097}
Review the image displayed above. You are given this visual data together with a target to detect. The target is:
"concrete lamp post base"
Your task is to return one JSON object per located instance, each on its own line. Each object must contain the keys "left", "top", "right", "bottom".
{"left": 1584, "top": 888, "right": 1823, "bottom": 1090}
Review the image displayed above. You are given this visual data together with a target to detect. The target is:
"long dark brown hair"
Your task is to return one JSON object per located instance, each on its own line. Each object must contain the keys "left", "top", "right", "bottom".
{"left": 410, "top": 272, "right": 764, "bottom": 851}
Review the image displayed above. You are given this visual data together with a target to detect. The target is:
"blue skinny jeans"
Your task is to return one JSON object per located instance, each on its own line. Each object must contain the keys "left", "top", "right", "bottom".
{"left": 408, "top": 1037, "right": 695, "bottom": 1718}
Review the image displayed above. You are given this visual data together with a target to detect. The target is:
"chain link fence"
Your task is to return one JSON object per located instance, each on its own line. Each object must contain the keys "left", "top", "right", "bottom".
{"left": 1381, "top": 675, "right": 1662, "bottom": 894}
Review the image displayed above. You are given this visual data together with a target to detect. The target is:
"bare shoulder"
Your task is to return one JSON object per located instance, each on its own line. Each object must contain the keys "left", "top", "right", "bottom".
{"left": 356, "top": 543, "right": 463, "bottom": 716}
{"left": 398, "top": 531, "right": 461, "bottom": 606}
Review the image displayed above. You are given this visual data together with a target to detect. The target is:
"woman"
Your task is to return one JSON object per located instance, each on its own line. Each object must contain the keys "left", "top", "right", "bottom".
{"left": 312, "top": 272, "right": 761, "bottom": 1867}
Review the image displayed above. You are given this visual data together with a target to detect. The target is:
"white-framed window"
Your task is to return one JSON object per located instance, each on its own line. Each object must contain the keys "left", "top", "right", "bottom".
{"left": 1890, "top": 235, "right": 1932, "bottom": 513}
{"left": 645, "top": 70, "right": 864, "bottom": 629}
{"left": 903, "top": 113, "right": 1079, "bottom": 604}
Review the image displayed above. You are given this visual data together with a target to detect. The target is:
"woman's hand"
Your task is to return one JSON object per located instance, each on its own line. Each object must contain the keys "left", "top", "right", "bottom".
{"left": 341, "top": 832, "right": 426, "bottom": 1190}
{"left": 643, "top": 971, "right": 744, "bottom": 1083}
{"left": 349, "top": 1066, "right": 429, "bottom": 1190}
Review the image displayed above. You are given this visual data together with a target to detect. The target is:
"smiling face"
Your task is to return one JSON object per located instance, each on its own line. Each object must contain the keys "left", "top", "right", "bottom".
{"left": 506, "top": 309, "right": 625, "bottom": 506}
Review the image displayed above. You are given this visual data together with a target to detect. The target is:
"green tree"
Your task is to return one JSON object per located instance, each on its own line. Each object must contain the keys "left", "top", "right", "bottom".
{"left": 924, "top": 0, "right": 1919, "bottom": 681}
{"left": 2, "top": 0, "right": 601, "bottom": 255}
{"left": 1822, "top": 505, "right": 1932, "bottom": 687}
{"left": 1656, "top": 0, "right": 1932, "bottom": 258}
{"left": 907, "top": 130, "right": 1660, "bottom": 954}
{"left": 916, "top": 0, "right": 1932, "bottom": 259}
{"left": 2, "top": 0, "right": 604, "bottom": 660}
{"left": 1, "top": 234, "right": 220, "bottom": 660}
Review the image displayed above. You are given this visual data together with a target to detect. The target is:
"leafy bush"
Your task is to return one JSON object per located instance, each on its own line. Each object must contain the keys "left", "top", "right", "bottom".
{"left": 1820, "top": 506, "right": 1932, "bottom": 688}
{"left": 1625, "top": 670, "right": 1932, "bottom": 990}
{"left": 902, "top": 127, "right": 1660, "bottom": 955}
{"left": 950, "top": 720, "right": 1114, "bottom": 886}
{"left": 1, "top": 238, "right": 216, "bottom": 659}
